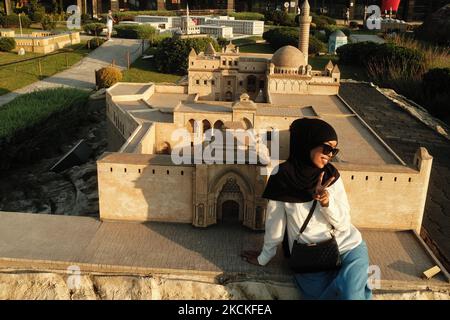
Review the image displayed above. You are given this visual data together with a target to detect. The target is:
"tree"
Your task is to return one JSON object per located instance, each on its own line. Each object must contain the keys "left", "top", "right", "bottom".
{"left": 154, "top": 37, "right": 220, "bottom": 75}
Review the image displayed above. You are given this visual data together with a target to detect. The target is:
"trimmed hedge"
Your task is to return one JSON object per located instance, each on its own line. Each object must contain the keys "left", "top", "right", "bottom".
{"left": 41, "top": 15, "right": 56, "bottom": 31}
{"left": 230, "top": 12, "right": 265, "bottom": 21}
{"left": 154, "top": 37, "right": 220, "bottom": 74}
{"left": 263, "top": 27, "right": 327, "bottom": 54}
{"left": 336, "top": 41, "right": 381, "bottom": 66}
{"left": 0, "top": 37, "right": 16, "bottom": 52}
{"left": 100, "top": 10, "right": 174, "bottom": 23}
{"left": 96, "top": 66, "right": 123, "bottom": 89}
{"left": 83, "top": 22, "right": 106, "bottom": 36}
{"left": 0, "top": 14, "right": 32, "bottom": 28}
{"left": 114, "top": 24, "right": 157, "bottom": 40}
{"left": 265, "top": 10, "right": 296, "bottom": 26}
{"left": 86, "top": 37, "right": 106, "bottom": 49}
{"left": 309, "top": 36, "right": 327, "bottom": 54}
{"left": 311, "top": 14, "right": 337, "bottom": 28}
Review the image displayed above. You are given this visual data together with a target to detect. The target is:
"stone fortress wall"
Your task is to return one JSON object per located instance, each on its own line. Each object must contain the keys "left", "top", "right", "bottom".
{"left": 0, "top": 30, "right": 80, "bottom": 54}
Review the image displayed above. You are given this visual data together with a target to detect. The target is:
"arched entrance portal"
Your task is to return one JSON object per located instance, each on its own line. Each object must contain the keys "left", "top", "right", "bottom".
{"left": 221, "top": 200, "right": 239, "bottom": 225}
{"left": 217, "top": 177, "right": 244, "bottom": 224}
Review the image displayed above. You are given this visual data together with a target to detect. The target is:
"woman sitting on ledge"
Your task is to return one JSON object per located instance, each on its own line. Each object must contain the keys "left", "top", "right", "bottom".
{"left": 241, "top": 118, "right": 372, "bottom": 300}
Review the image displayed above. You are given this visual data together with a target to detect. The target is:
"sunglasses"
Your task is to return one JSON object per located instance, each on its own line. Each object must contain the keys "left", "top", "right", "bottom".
{"left": 320, "top": 144, "right": 340, "bottom": 158}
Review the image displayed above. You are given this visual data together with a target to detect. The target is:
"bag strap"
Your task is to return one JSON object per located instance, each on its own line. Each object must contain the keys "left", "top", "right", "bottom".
{"left": 299, "top": 200, "right": 318, "bottom": 234}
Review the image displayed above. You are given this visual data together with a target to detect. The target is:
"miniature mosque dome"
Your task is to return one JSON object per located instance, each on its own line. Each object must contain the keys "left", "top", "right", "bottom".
{"left": 271, "top": 45, "right": 306, "bottom": 70}
{"left": 329, "top": 29, "right": 347, "bottom": 39}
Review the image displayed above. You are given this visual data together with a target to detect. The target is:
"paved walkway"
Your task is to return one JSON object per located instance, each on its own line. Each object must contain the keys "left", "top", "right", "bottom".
{"left": 340, "top": 82, "right": 450, "bottom": 272}
{"left": 349, "top": 34, "right": 385, "bottom": 44}
{"left": 0, "top": 38, "right": 147, "bottom": 107}
{"left": 0, "top": 211, "right": 448, "bottom": 289}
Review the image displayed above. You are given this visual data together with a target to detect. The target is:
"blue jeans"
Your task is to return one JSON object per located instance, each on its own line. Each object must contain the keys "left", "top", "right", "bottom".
{"left": 294, "top": 240, "right": 372, "bottom": 300}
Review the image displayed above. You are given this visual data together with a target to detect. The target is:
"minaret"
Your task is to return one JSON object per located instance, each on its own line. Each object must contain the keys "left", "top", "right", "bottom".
{"left": 298, "top": 0, "right": 312, "bottom": 65}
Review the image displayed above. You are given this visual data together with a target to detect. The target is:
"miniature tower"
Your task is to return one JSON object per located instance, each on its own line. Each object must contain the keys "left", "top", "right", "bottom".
{"left": 298, "top": 0, "right": 312, "bottom": 65}
{"left": 183, "top": 2, "right": 192, "bottom": 35}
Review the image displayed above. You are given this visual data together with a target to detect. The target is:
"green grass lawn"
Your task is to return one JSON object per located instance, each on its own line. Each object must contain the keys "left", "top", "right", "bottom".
{"left": 122, "top": 49, "right": 181, "bottom": 84}
{"left": 0, "top": 42, "right": 90, "bottom": 96}
{"left": 0, "top": 88, "right": 89, "bottom": 139}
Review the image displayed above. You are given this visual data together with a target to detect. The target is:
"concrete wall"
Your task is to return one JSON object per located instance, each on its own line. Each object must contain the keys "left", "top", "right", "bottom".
{"left": 13, "top": 32, "right": 80, "bottom": 54}
{"left": 98, "top": 154, "right": 194, "bottom": 222}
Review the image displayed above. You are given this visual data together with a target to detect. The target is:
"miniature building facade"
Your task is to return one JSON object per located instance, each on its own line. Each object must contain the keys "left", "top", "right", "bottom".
{"left": 0, "top": 30, "right": 80, "bottom": 54}
{"left": 98, "top": 1, "right": 432, "bottom": 234}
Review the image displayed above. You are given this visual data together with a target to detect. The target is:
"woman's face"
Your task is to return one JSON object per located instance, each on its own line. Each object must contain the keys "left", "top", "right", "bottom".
{"left": 310, "top": 140, "right": 338, "bottom": 168}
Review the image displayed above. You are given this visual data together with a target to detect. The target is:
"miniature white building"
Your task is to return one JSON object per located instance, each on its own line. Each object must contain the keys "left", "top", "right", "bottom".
{"left": 199, "top": 25, "right": 233, "bottom": 39}
{"left": 205, "top": 19, "right": 264, "bottom": 35}
{"left": 328, "top": 29, "right": 348, "bottom": 54}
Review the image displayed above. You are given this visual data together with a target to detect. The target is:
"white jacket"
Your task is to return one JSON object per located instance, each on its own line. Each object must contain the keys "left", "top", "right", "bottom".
{"left": 257, "top": 177, "right": 362, "bottom": 266}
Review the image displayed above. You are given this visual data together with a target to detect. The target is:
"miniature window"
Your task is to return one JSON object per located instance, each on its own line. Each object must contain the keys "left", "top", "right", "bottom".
{"left": 204, "top": 80, "right": 207, "bottom": 85}
{"left": 212, "top": 80, "right": 215, "bottom": 85}
{"left": 228, "top": 81, "right": 231, "bottom": 86}
{"left": 234, "top": 61, "right": 238, "bottom": 66}
{"left": 222, "top": 60, "right": 226, "bottom": 66}
{"left": 228, "top": 60, "right": 232, "bottom": 66}
{"left": 196, "top": 80, "right": 200, "bottom": 85}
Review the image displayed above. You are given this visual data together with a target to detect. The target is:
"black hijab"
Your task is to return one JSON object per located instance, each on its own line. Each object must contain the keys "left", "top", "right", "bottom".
{"left": 262, "top": 118, "right": 340, "bottom": 203}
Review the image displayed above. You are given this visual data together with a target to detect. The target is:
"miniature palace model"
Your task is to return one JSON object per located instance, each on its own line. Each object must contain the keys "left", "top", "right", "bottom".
{"left": 98, "top": 0, "right": 432, "bottom": 234}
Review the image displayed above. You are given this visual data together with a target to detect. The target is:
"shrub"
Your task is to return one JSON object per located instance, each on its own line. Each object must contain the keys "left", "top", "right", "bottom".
{"left": 336, "top": 42, "right": 381, "bottom": 65}
{"left": 154, "top": 37, "right": 220, "bottom": 74}
{"left": 41, "top": 15, "right": 56, "bottom": 31}
{"left": 230, "top": 12, "right": 264, "bottom": 21}
{"left": 265, "top": 10, "right": 296, "bottom": 26}
{"left": 217, "top": 36, "right": 228, "bottom": 48}
{"left": 95, "top": 66, "right": 123, "bottom": 89}
{"left": 31, "top": 8, "right": 45, "bottom": 23}
{"left": 0, "top": 37, "right": 16, "bottom": 52}
{"left": 309, "top": 36, "right": 327, "bottom": 54}
{"left": 0, "top": 14, "right": 32, "bottom": 28}
{"left": 369, "top": 43, "right": 426, "bottom": 74}
{"left": 83, "top": 22, "right": 106, "bottom": 36}
{"left": 86, "top": 37, "right": 106, "bottom": 49}
{"left": 81, "top": 13, "right": 92, "bottom": 24}
{"left": 114, "top": 24, "right": 157, "bottom": 40}
{"left": 322, "top": 24, "right": 350, "bottom": 38}
{"left": 349, "top": 21, "right": 359, "bottom": 29}
{"left": 422, "top": 68, "right": 450, "bottom": 119}
{"left": 263, "top": 27, "right": 298, "bottom": 50}
{"left": 311, "top": 14, "right": 336, "bottom": 28}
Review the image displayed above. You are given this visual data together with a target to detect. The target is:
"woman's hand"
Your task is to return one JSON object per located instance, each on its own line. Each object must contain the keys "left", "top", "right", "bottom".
{"left": 313, "top": 172, "right": 335, "bottom": 207}
{"left": 240, "top": 250, "right": 261, "bottom": 266}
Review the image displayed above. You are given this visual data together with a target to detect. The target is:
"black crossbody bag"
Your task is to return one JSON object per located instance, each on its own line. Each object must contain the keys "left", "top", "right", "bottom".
{"left": 288, "top": 200, "right": 342, "bottom": 273}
